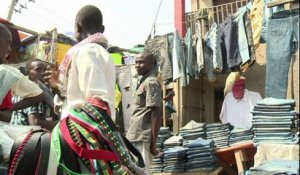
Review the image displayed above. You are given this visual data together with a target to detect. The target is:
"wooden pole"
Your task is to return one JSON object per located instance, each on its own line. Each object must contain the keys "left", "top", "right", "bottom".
{"left": 7, "top": 0, "right": 17, "bottom": 21}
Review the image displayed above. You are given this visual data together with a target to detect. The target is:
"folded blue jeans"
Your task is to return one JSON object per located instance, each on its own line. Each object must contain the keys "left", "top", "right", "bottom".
{"left": 256, "top": 98, "right": 296, "bottom": 106}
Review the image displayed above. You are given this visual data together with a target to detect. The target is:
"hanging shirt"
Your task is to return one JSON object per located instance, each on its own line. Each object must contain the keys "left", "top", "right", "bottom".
{"left": 220, "top": 89, "right": 262, "bottom": 129}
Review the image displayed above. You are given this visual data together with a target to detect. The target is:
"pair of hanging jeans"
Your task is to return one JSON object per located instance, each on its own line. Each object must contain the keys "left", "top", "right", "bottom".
{"left": 265, "top": 9, "right": 299, "bottom": 99}
{"left": 145, "top": 35, "right": 173, "bottom": 83}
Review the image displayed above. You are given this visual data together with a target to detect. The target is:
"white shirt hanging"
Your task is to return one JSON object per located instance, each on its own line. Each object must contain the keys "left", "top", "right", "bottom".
{"left": 219, "top": 89, "right": 262, "bottom": 129}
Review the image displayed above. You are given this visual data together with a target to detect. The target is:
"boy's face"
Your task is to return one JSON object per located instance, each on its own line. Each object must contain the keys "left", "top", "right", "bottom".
{"left": 28, "top": 61, "right": 46, "bottom": 81}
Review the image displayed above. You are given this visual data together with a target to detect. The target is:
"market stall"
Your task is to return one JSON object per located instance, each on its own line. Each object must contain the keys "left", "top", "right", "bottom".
{"left": 149, "top": 0, "right": 299, "bottom": 174}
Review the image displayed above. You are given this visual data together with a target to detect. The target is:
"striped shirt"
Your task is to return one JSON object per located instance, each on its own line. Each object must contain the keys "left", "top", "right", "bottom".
{"left": 10, "top": 96, "right": 44, "bottom": 125}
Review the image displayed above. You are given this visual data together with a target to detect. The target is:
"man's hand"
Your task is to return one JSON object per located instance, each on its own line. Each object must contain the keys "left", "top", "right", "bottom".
{"left": 150, "top": 141, "right": 161, "bottom": 156}
{"left": 43, "top": 63, "right": 59, "bottom": 90}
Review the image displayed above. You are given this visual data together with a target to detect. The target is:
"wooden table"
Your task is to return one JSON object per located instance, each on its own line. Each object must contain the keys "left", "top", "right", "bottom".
{"left": 152, "top": 167, "right": 223, "bottom": 175}
{"left": 215, "top": 141, "right": 257, "bottom": 174}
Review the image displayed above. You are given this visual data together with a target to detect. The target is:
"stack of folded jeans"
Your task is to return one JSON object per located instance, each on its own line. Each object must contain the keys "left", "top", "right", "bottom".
{"left": 150, "top": 127, "right": 171, "bottom": 173}
{"left": 163, "top": 146, "right": 187, "bottom": 173}
{"left": 206, "top": 123, "right": 231, "bottom": 148}
{"left": 252, "top": 98, "right": 299, "bottom": 144}
{"left": 247, "top": 160, "right": 299, "bottom": 175}
{"left": 163, "top": 135, "right": 183, "bottom": 150}
{"left": 179, "top": 120, "right": 206, "bottom": 142}
{"left": 229, "top": 128, "right": 253, "bottom": 146}
{"left": 150, "top": 155, "right": 164, "bottom": 173}
{"left": 183, "top": 138, "right": 217, "bottom": 172}
{"left": 156, "top": 127, "right": 171, "bottom": 151}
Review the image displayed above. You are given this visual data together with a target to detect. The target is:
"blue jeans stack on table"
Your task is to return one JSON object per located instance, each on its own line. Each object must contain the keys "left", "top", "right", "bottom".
{"left": 163, "top": 135, "right": 183, "bottom": 150}
{"left": 156, "top": 127, "right": 171, "bottom": 151}
{"left": 247, "top": 160, "right": 299, "bottom": 175}
{"left": 183, "top": 138, "right": 217, "bottom": 172}
{"left": 206, "top": 123, "right": 232, "bottom": 148}
{"left": 161, "top": 135, "right": 185, "bottom": 172}
{"left": 163, "top": 146, "right": 188, "bottom": 173}
{"left": 229, "top": 128, "right": 253, "bottom": 146}
{"left": 150, "top": 155, "right": 164, "bottom": 173}
{"left": 179, "top": 120, "right": 206, "bottom": 141}
{"left": 252, "top": 98, "right": 299, "bottom": 144}
{"left": 150, "top": 127, "right": 172, "bottom": 173}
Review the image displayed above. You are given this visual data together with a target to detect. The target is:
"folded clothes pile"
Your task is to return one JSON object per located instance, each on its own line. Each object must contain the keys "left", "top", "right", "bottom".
{"left": 156, "top": 127, "right": 171, "bottom": 151}
{"left": 206, "top": 123, "right": 232, "bottom": 148}
{"left": 247, "top": 160, "right": 299, "bottom": 175}
{"left": 229, "top": 128, "right": 253, "bottom": 146}
{"left": 163, "top": 146, "right": 187, "bottom": 173}
{"left": 183, "top": 138, "right": 217, "bottom": 172}
{"left": 252, "top": 98, "right": 299, "bottom": 144}
{"left": 179, "top": 120, "right": 206, "bottom": 142}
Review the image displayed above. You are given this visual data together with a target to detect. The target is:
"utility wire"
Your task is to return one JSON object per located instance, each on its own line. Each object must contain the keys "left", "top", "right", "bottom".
{"left": 33, "top": 2, "right": 73, "bottom": 26}
{"left": 26, "top": 8, "right": 70, "bottom": 32}
{"left": 147, "top": 0, "right": 163, "bottom": 40}
{"left": 12, "top": 0, "right": 70, "bottom": 32}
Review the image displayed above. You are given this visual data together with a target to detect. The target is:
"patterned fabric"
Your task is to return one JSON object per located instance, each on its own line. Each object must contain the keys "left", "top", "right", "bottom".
{"left": 10, "top": 96, "right": 44, "bottom": 125}
{"left": 51, "top": 103, "right": 145, "bottom": 175}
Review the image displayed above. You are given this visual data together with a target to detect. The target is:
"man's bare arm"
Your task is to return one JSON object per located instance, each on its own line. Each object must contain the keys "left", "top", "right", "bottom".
{"left": 10, "top": 93, "right": 44, "bottom": 111}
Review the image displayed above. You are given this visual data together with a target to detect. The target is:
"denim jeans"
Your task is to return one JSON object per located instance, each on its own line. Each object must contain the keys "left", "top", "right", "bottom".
{"left": 180, "top": 127, "right": 205, "bottom": 133}
{"left": 233, "top": 6, "right": 253, "bottom": 65}
{"left": 219, "top": 16, "right": 242, "bottom": 70}
{"left": 185, "top": 27, "right": 194, "bottom": 85}
{"left": 185, "top": 146, "right": 213, "bottom": 152}
{"left": 253, "top": 116, "right": 295, "bottom": 120}
{"left": 163, "top": 164, "right": 185, "bottom": 173}
{"left": 265, "top": 9, "right": 299, "bottom": 99}
{"left": 173, "top": 30, "right": 187, "bottom": 86}
{"left": 231, "top": 128, "right": 252, "bottom": 134}
{"left": 252, "top": 112, "right": 297, "bottom": 117}
{"left": 195, "top": 20, "right": 205, "bottom": 76}
{"left": 187, "top": 148, "right": 214, "bottom": 155}
{"left": 150, "top": 157, "right": 164, "bottom": 173}
{"left": 182, "top": 138, "right": 214, "bottom": 148}
{"left": 253, "top": 107, "right": 292, "bottom": 112}
{"left": 260, "top": 0, "right": 285, "bottom": 43}
{"left": 145, "top": 34, "right": 173, "bottom": 82}
{"left": 180, "top": 120, "right": 205, "bottom": 130}
{"left": 256, "top": 98, "right": 296, "bottom": 106}
{"left": 164, "top": 146, "right": 187, "bottom": 154}
{"left": 245, "top": 13, "right": 256, "bottom": 67}
{"left": 205, "top": 22, "right": 223, "bottom": 72}
{"left": 248, "top": 160, "right": 299, "bottom": 175}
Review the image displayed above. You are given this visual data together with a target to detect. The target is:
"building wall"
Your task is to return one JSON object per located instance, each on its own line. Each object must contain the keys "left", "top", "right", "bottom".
{"left": 191, "top": 0, "right": 213, "bottom": 11}
{"left": 213, "top": 0, "right": 237, "bottom": 6}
